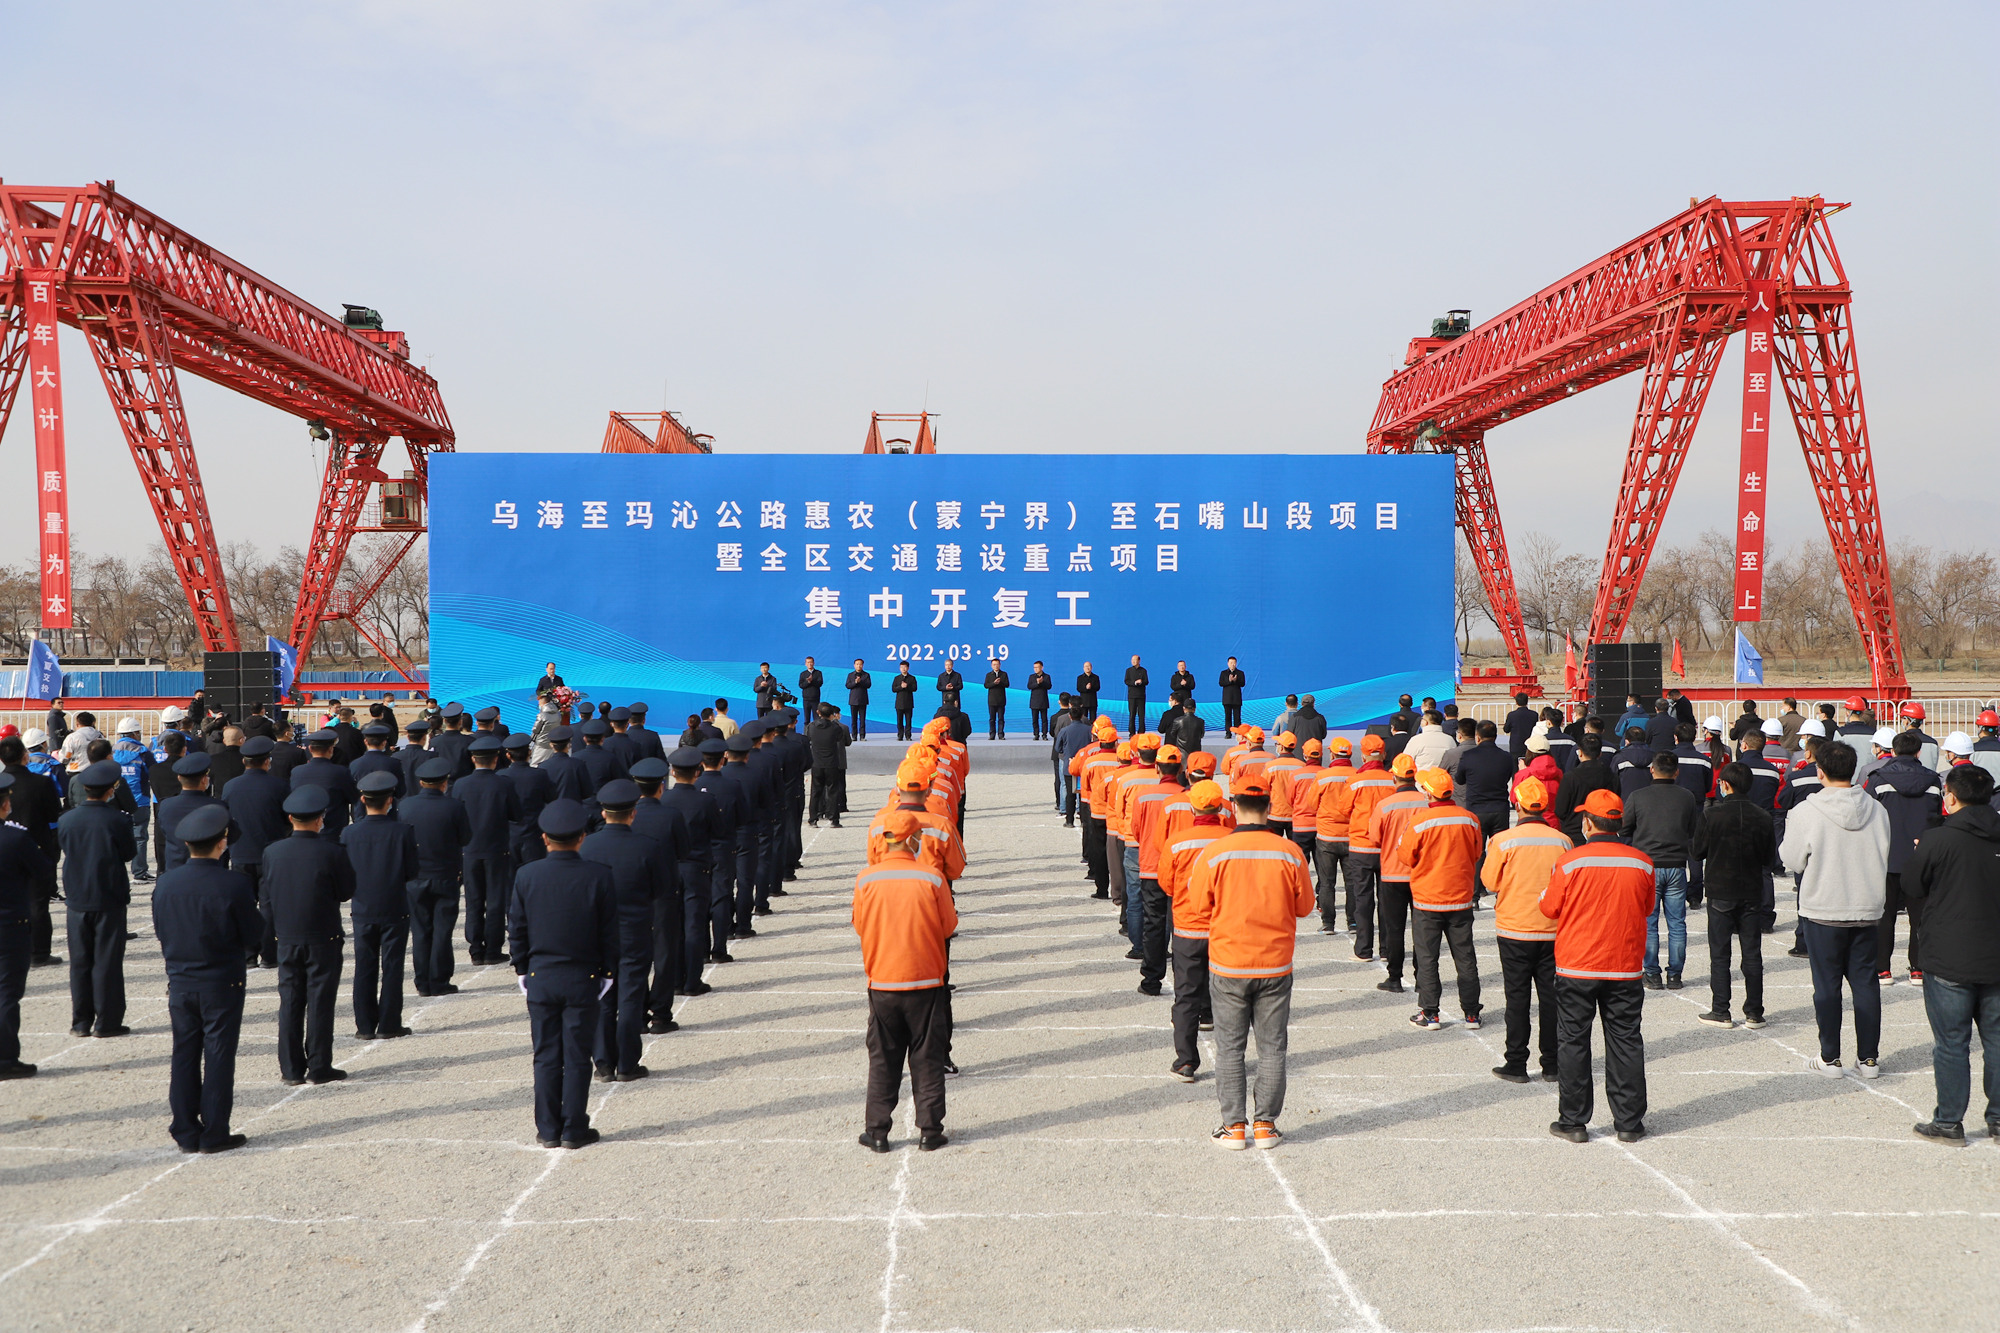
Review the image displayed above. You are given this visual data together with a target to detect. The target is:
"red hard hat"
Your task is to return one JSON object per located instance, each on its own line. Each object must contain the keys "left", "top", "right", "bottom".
{"left": 1899, "top": 701, "right": 1926, "bottom": 722}
{"left": 1979, "top": 709, "right": 2000, "bottom": 728}
{"left": 1843, "top": 694, "right": 1868, "bottom": 710}
{"left": 0, "top": 724, "right": 16, "bottom": 739}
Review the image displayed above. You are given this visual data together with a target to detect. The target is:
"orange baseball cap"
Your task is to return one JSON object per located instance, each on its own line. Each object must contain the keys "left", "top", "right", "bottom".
{"left": 894, "top": 762, "right": 928, "bottom": 792}
{"left": 1583, "top": 789, "right": 1624, "bottom": 820}
{"left": 1514, "top": 775, "right": 1550, "bottom": 812}
{"left": 1137, "top": 732, "right": 1162, "bottom": 751}
{"left": 1244, "top": 726, "right": 1265, "bottom": 744}
{"left": 1189, "top": 779, "right": 1225, "bottom": 810}
{"left": 880, "top": 809, "right": 921, "bottom": 844}
{"left": 1186, "top": 751, "right": 1216, "bottom": 776}
{"left": 1416, "top": 768, "right": 1453, "bottom": 800}
{"left": 1095, "top": 715, "right": 1116, "bottom": 730}
{"left": 1116, "top": 741, "right": 1134, "bottom": 761}
{"left": 1360, "top": 734, "right": 1385, "bottom": 754}
{"left": 1328, "top": 737, "right": 1352, "bottom": 756}
{"left": 1302, "top": 738, "right": 1322, "bottom": 757}
{"left": 1391, "top": 753, "right": 1417, "bottom": 778}
{"left": 1156, "top": 744, "right": 1183, "bottom": 764}
{"left": 1277, "top": 730, "right": 1298, "bottom": 748}
{"left": 1234, "top": 774, "right": 1270, "bottom": 797}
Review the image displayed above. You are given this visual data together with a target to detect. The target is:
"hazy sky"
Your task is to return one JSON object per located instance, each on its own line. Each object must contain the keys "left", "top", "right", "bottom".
{"left": 5, "top": 1, "right": 1994, "bottom": 578}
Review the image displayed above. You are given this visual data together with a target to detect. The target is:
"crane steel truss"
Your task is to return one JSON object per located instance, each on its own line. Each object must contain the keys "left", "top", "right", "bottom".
{"left": 0, "top": 180, "right": 453, "bottom": 676}
{"left": 1367, "top": 196, "right": 1906, "bottom": 698}
{"left": 601, "top": 410, "right": 712, "bottom": 454}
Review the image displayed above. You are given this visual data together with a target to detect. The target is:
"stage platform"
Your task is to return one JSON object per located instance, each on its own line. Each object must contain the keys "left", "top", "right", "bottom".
{"left": 845, "top": 734, "right": 1229, "bottom": 774}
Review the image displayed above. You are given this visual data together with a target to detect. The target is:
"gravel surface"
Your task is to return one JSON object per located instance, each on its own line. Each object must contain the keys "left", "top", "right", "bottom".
{"left": 3, "top": 772, "right": 1995, "bottom": 1332}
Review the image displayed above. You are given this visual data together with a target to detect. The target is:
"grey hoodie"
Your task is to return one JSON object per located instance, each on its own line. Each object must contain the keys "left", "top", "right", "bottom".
{"left": 1780, "top": 784, "right": 1890, "bottom": 925}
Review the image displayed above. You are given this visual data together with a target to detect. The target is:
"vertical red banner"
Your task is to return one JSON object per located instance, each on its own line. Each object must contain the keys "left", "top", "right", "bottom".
{"left": 1732, "top": 279, "right": 1775, "bottom": 623}
{"left": 23, "top": 270, "right": 72, "bottom": 628}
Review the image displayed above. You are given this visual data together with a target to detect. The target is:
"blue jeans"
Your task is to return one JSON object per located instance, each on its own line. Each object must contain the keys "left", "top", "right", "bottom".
{"left": 1123, "top": 844, "right": 1143, "bottom": 942}
{"left": 1645, "top": 867, "right": 1688, "bottom": 978}
{"left": 1921, "top": 975, "right": 2000, "bottom": 1128}
{"left": 1801, "top": 919, "right": 1881, "bottom": 1063}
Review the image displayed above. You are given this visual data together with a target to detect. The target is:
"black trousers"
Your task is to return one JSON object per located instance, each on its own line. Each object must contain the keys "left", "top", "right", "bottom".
{"left": 1291, "top": 831, "right": 1316, "bottom": 884}
{"left": 526, "top": 970, "right": 600, "bottom": 1142}
{"left": 407, "top": 877, "right": 460, "bottom": 994}
{"left": 241, "top": 863, "right": 276, "bottom": 966}
{"left": 1222, "top": 703, "right": 1242, "bottom": 730}
{"left": 732, "top": 830, "right": 758, "bottom": 931}
{"left": 1347, "top": 853, "right": 1379, "bottom": 954}
{"left": 1083, "top": 816, "right": 1109, "bottom": 892}
{"left": 1380, "top": 874, "right": 1414, "bottom": 976}
{"left": 896, "top": 705, "right": 914, "bottom": 741}
{"left": 988, "top": 705, "right": 1006, "bottom": 740}
{"left": 352, "top": 919, "right": 408, "bottom": 1035}
{"left": 1030, "top": 706, "right": 1049, "bottom": 739}
{"left": 463, "top": 852, "right": 513, "bottom": 960}
{"left": 708, "top": 860, "right": 732, "bottom": 960}
{"left": 1497, "top": 936, "right": 1557, "bottom": 1075}
{"left": 865, "top": 986, "right": 950, "bottom": 1135}
{"left": 1139, "top": 879, "right": 1171, "bottom": 984}
{"left": 595, "top": 928, "right": 653, "bottom": 1073}
{"left": 167, "top": 984, "right": 245, "bottom": 1150}
{"left": 1412, "top": 907, "right": 1481, "bottom": 1015}
{"left": 850, "top": 705, "right": 868, "bottom": 739}
{"left": 29, "top": 884, "right": 55, "bottom": 960}
{"left": 680, "top": 862, "right": 714, "bottom": 989}
{"left": 276, "top": 937, "right": 343, "bottom": 1080}
{"left": 1706, "top": 901, "right": 1765, "bottom": 1020}
{"left": 1170, "top": 936, "right": 1210, "bottom": 1070}
{"left": 0, "top": 932, "right": 27, "bottom": 1064}
{"left": 784, "top": 789, "right": 805, "bottom": 872}
{"left": 1876, "top": 872, "right": 1923, "bottom": 974}
{"left": 810, "top": 768, "right": 845, "bottom": 824}
{"left": 649, "top": 883, "right": 684, "bottom": 1023}
{"left": 67, "top": 906, "right": 127, "bottom": 1033}
{"left": 1127, "top": 698, "right": 1145, "bottom": 735}
{"left": 755, "top": 815, "right": 780, "bottom": 910}
{"left": 1313, "top": 840, "right": 1346, "bottom": 929}
{"left": 1473, "top": 807, "right": 1509, "bottom": 899}
{"left": 1556, "top": 977, "right": 1647, "bottom": 1133}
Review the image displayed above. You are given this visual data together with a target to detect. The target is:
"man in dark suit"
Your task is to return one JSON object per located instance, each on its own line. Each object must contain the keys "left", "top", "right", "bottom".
{"left": 58, "top": 762, "right": 138, "bottom": 1039}
{"left": 1123, "top": 656, "right": 1149, "bottom": 736}
{"left": 207, "top": 726, "right": 246, "bottom": 795}
{"left": 603, "top": 709, "right": 642, "bottom": 771}
{"left": 502, "top": 734, "right": 556, "bottom": 872}
{"left": 290, "top": 731, "right": 360, "bottom": 840}
{"left": 509, "top": 799, "right": 618, "bottom": 1148}
{"left": 263, "top": 785, "right": 355, "bottom": 1084}
{"left": 350, "top": 724, "right": 403, "bottom": 797}
{"left": 2, "top": 736, "right": 64, "bottom": 969}
{"left": 630, "top": 758, "right": 691, "bottom": 1033}
{"left": 343, "top": 771, "right": 418, "bottom": 1039}
{"left": 401, "top": 758, "right": 472, "bottom": 996}
{"left": 430, "top": 704, "right": 472, "bottom": 778}
{"left": 798, "top": 658, "right": 824, "bottom": 718}
{"left": 659, "top": 748, "right": 720, "bottom": 996}
{"left": 150, "top": 803, "right": 261, "bottom": 1150}
{"left": 1025, "top": 662, "right": 1054, "bottom": 740}
{"left": 891, "top": 663, "right": 919, "bottom": 741}
{"left": 983, "top": 659, "right": 1011, "bottom": 740}
{"left": 157, "top": 753, "right": 235, "bottom": 877}
{"left": 935, "top": 660, "right": 963, "bottom": 713}
{"left": 457, "top": 736, "right": 524, "bottom": 965}
{"left": 396, "top": 719, "right": 432, "bottom": 795}
{"left": 0, "top": 775, "right": 53, "bottom": 1079}
{"left": 539, "top": 726, "right": 597, "bottom": 803}
{"left": 583, "top": 779, "right": 673, "bottom": 1081}
{"left": 1218, "top": 657, "right": 1247, "bottom": 732}
{"left": 845, "top": 659, "right": 873, "bottom": 740}
{"left": 223, "top": 738, "right": 290, "bottom": 968}
{"left": 1076, "top": 662, "right": 1101, "bottom": 720}
{"left": 625, "top": 704, "right": 666, "bottom": 763}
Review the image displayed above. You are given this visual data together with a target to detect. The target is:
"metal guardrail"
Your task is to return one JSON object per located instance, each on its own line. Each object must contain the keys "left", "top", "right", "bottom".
{"left": 1465, "top": 697, "right": 1998, "bottom": 732}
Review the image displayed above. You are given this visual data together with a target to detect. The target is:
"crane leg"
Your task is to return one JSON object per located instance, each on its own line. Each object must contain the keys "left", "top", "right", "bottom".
{"left": 0, "top": 304, "right": 25, "bottom": 446}
{"left": 288, "top": 431, "right": 388, "bottom": 671}
{"left": 1452, "top": 436, "right": 1540, "bottom": 687}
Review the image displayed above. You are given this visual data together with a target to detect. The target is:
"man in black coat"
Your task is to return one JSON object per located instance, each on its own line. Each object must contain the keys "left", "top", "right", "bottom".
{"left": 1123, "top": 656, "right": 1149, "bottom": 737}
{"left": 0, "top": 775, "right": 53, "bottom": 1078}
{"left": 502, "top": 734, "right": 556, "bottom": 871}
{"left": 584, "top": 779, "right": 674, "bottom": 1081}
{"left": 267, "top": 728, "right": 308, "bottom": 786}
{"left": 752, "top": 663, "right": 780, "bottom": 717}
{"left": 1554, "top": 738, "right": 1619, "bottom": 844}
{"left": 625, "top": 703, "right": 666, "bottom": 763}
{"left": 457, "top": 736, "right": 525, "bottom": 966}
{"left": 291, "top": 731, "right": 361, "bottom": 840}
{"left": 430, "top": 704, "right": 473, "bottom": 780}
{"left": 1610, "top": 726, "right": 1657, "bottom": 798}
{"left": 150, "top": 803, "right": 261, "bottom": 1149}
{"left": 1503, "top": 691, "right": 1538, "bottom": 760}
{"left": 1076, "top": 662, "right": 1101, "bottom": 720}
{"left": 401, "top": 758, "right": 472, "bottom": 996}
{"left": 983, "top": 659, "right": 1011, "bottom": 740}
{"left": 509, "top": 799, "right": 619, "bottom": 1148}
{"left": 224, "top": 738, "right": 290, "bottom": 968}
{"left": 538, "top": 726, "right": 597, "bottom": 804}
{"left": 1168, "top": 660, "right": 1196, "bottom": 707}
{"left": 207, "top": 726, "right": 246, "bottom": 795}
{"left": 575, "top": 720, "right": 629, "bottom": 792}
{"left": 350, "top": 724, "right": 403, "bottom": 799}
{"left": 1025, "top": 662, "right": 1054, "bottom": 740}
{"left": 59, "top": 762, "right": 140, "bottom": 1038}
{"left": 1866, "top": 731, "right": 1945, "bottom": 983}
{"left": 1691, "top": 762, "right": 1777, "bottom": 1028}
{"left": 1621, "top": 751, "right": 1702, "bottom": 988}
{"left": 630, "top": 758, "right": 691, "bottom": 1031}
{"left": 328, "top": 704, "right": 365, "bottom": 767}
{"left": 722, "top": 734, "right": 770, "bottom": 937}
{"left": 344, "top": 771, "right": 419, "bottom": 1039}
{"left": 935, "top": 659, "right": 964, "bottom": 713}
{"left": 1217, "top": 657, "right": 1246, "bottom": 732}
{"left": 660, "top": 748, "right": 721, "bottom": 996}
{"left": 742, "top": 723, "right": 785, "bottom": 917}
{"left": 603, "top": 708, "right": 642, "bottom": 771}
{"left": 396, "top": 719, "right": 433, "bottom": 795}
{"left": 1, "top": 736, "right": 63, "bottom": 968}
{"left": 262, "top": 785, "right": 356, "bottom": 1085}
{"left": 1456, "top": 722, "right": 1516, "bottom": 851}
{"left": 241, "top": 702, "right": 277, "bottom": 741}
{"left": 891, "top": 663, "right": 919, "bottom": 741}
{"left": 804, "top": 708, "right": 851, "bottom": 828}
{"left": 798, "top": 657, "right": 824, "bottom": 718}
{"left": 845, "top": 659, "right": 873, "bottom": 740}
{"left": 694, "top": 740, "right": 746, "bottom": 965}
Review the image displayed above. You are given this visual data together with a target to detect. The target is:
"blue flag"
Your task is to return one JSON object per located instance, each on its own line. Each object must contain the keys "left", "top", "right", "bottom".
{"left": 1733, "top": 630, "right": 1764, "bottom": 686}
{"left": 24, "top": 639, "right": 60, "bottom": 702}
{"left": 266, "top": 636, "right": 298, "bottom": 697}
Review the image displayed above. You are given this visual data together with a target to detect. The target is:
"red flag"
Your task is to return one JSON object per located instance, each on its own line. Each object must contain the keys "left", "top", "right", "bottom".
{"left": 1671, "top": 637, "right": 1686, "bottom": 680}
{"left": 1563, "top": 635, "right": 1579, "bottom": 690}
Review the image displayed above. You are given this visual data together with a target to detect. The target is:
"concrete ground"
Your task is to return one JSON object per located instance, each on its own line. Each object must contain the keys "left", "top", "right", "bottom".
{"left": 3, "top": 772, "right": 1995, "bottom": 1333}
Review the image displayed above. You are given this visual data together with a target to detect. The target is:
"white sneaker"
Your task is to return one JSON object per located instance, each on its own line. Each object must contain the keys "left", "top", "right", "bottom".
{"left": 1809, "top": 1055, "right": 1844, "bottom": 1078}
{"left": 1856, "top": 1058, "right": 1882, "bottom": 1080}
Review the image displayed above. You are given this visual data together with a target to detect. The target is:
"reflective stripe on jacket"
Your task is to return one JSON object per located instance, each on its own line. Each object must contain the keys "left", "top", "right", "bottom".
{"left": 1537, "top": 838, "right": 1655, "bottom": 980}
{"left": 1190, "top": 830, "right": 1314, "bottom": 977}
{"left": 852, "top": 853, "right": 957, "bottom": 989}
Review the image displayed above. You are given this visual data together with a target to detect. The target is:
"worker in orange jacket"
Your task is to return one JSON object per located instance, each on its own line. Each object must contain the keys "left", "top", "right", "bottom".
{"left": 1187, "top": 773, "right": 1314, "bottom": 1150}
{"left": 1368, "top": 755, "right": 1430, "bottom": 994}
{"left": 852, "top": 810, "right": 958, "bottom": 1153}
{"left": 1232, "top": 727, "right": 1272, "bottom": 788}
{"left": 1074, "top": 723, "right": 1122, "bottom": 898}
{"left": 1538, "top": 789, "right": 1656, "bottom": 1142}
{"left": 1285, "top": 737, "right": 1324, "bottom": 881}
{"left": 1398, "top": 768, "right": 1485, "bottom": 1029}
{"left": 1152, "top": 758, "right": 1236, "bottom": 864}
{"left": 1311, "top": 738, "right": 1357, "bottom": 935}
{"left": 1221, "top": 727, "right": 1254, "bottom": 780}
{"left": 1338, "top": 734, "right": 1395, "bottom": 959}
{"left": 1481, "top": 774, "right": 1570, "bottom": 1082}
{"left": 1263, "top": 733, "right": 1305, "bottom": 838}
{"left": 1104, "top": 738, "right": 1150, "bottom": 939}
{"left": 1129, "top": 744, "right": 1188, "bottom": 996}
{"left": 1162, "top": 779, "right": 1232, "bottom": 1082}
{"left": 868, "top": 763, "right": 967, "bottom": 885}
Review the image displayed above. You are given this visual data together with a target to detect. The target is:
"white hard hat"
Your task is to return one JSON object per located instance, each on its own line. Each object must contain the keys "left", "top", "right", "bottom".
{"left": 1799, "top": 720, "right": 1827, "bottom": 738}
{"left": 1943, "top": 731, "right": 1975, "bottom": 756}
{"left": 116, "top": 717, "right": 140, "bottom": 733}
{"left": 22, "top": 728, "right": 46, "bottom": 747}
{"left": 1760, "top": 718, "right": 1784, "bottom": 737}
{"left": 1872, "top": 726, "right": 1897, "bottom": 749}
{"left": 161, "top": 706, "right": 186, "bottom": 722}
{"left": 1703, "top": 715, "right": 1725, "bottom": 732}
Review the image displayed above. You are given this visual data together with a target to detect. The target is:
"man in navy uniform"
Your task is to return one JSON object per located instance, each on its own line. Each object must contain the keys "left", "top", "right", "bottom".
{"left": 2, "top": 737, "right": 63, "bottom": 969}
{"left": 263, "top": 785, "right": 355, "bottom": 1085}
{"left": 431, "top": 702, "right": 472, "bottom": 778}
{"left": 471, "top": 706, "right": 510, "bottom": 772}
{"left": 603, "top": 708, "right": 641, "bottom": 771}
{"left": 661, "top": 747, "right": 721, "bottom": 996}
{"left": 397, "top": 718, "right": 432, "bottom": 795}
{"left": 150, "top": 803, "right": 260, "bottom": 1149}
{"left": 539, "top": 725, "right": 597, "bottom": 804}
{"left": 509, "top": 798, "right": 618, "bottom": 1148}
{"left": 58, "top": 760, "right": 139, "bottom": 1038}
{"left": 891, "top": 662, "right": 919, "bottom": 741}
{"left": 696, "top": 738, "right": 747, "bottom": 963}
{"left": 0, "top": 775, "right": 52, "bottom": 1078}
{"left": 723, "top": 732, "right": 772, "bottom": 939}
{"left": 402, "top": 757, "right": 472, "bottom": 995}
{"left": 629, "top": 758, "right": 690, "bottom": 1032}
{"left": 291, "top": 730, "right": 360, "bottom": 840}
{"left": 224, "top": 737, "right": 290, "bottom": 969}
{"left": 351, "top": 723, "right": 402, "bottom": 794}
{"left": 576, "top": 719, "right": 629, "bottom": 790}
{"left": 583, "top": 779, "right": 674, "bottom": 1081}
{"left": 625, "top": 704, "right": 665, "bottom": 763}
{"left": 737, "top": 721, "right": 782, "bottom": 918}
{"left": 457, "top": 735, "right": 524, "bottom": 965}
{"left": 775, "top": 709, "right": 811, "bottom": 882}
{"left": 344, "top": 770, "right": 418, "bottom": 1039}
{"left": 502, "top": 733, "right": 555, "bottom": 872}
{"left": 158, "top": 752, "right": 234, "bottom": 875}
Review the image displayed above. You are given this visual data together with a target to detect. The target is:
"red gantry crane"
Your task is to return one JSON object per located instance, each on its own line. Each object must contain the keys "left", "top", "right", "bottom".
{"left": 0, "top": 179, "right": 453, "bottom": 680}
{"left": 1368, "top": 195, "right": 1907, "bottom": 699}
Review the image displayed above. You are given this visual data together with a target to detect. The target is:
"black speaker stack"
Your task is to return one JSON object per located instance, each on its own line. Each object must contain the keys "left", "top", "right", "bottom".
{"left": 1583, "top": 642, "right": 1663, "bottom": 725}
{"left": 201, "top": 650, "right": 280, "bottom": 722}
